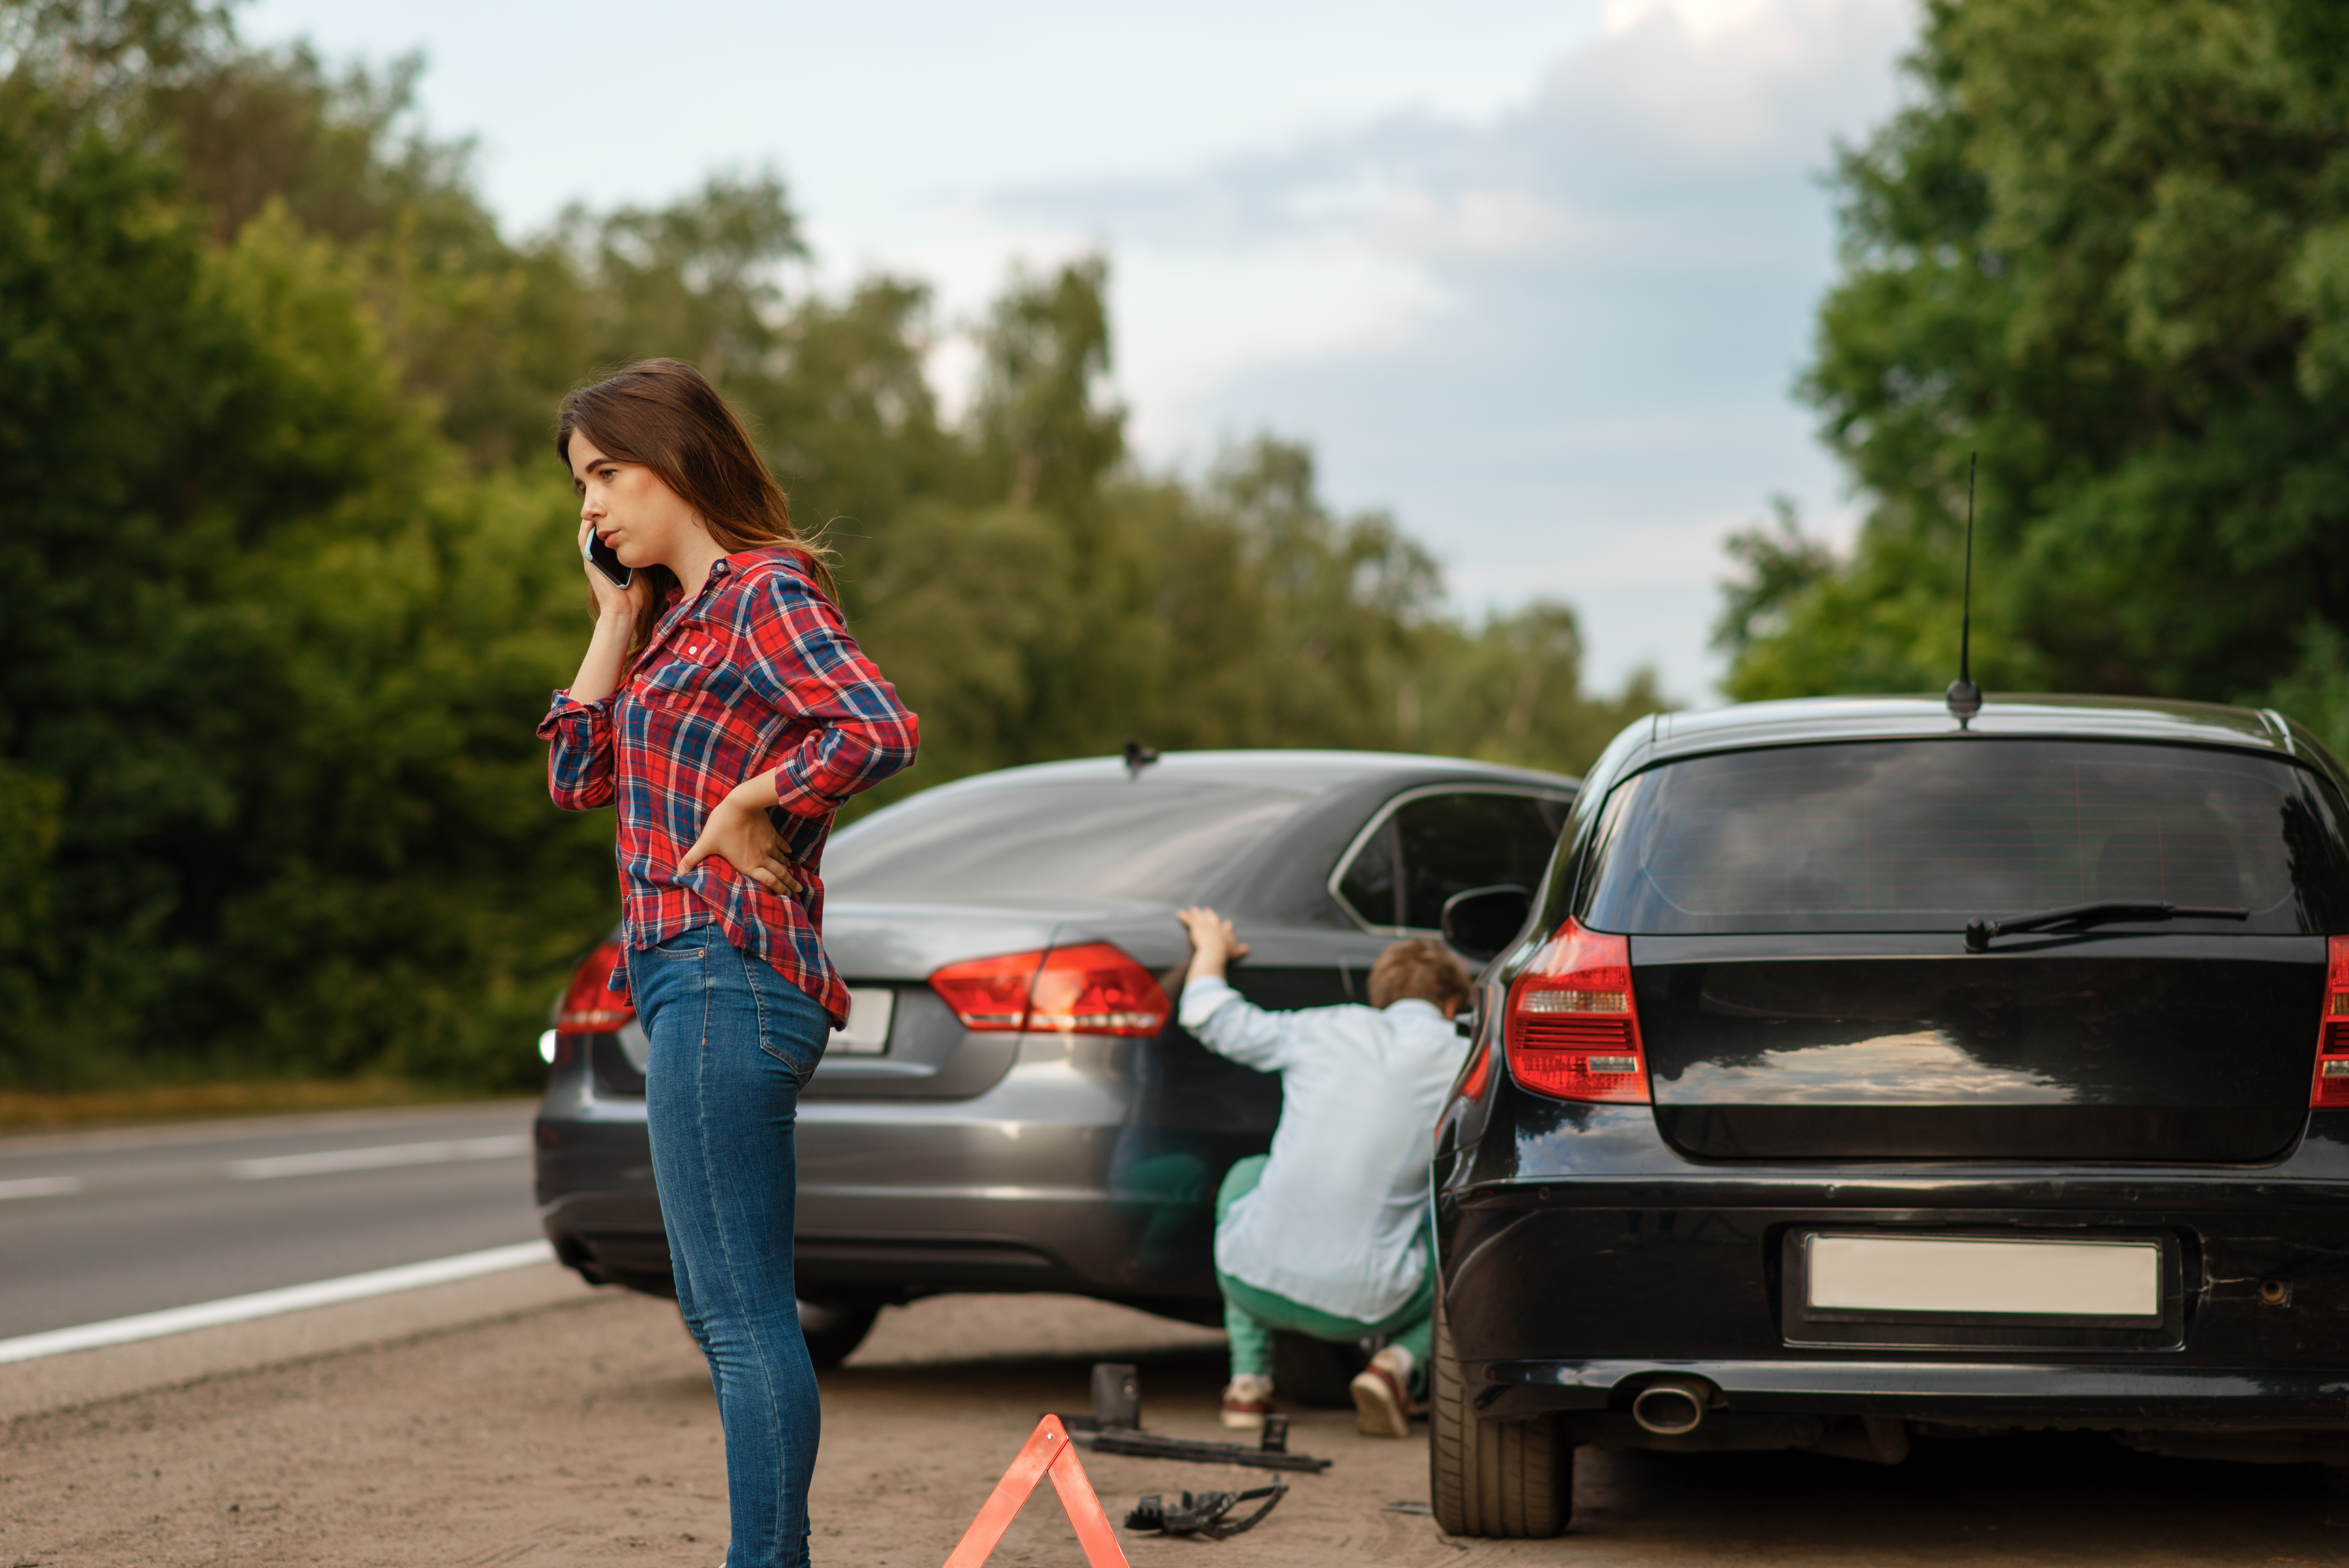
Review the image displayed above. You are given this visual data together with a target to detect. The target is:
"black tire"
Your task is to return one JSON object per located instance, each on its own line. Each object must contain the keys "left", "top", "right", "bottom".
{"left": 1271, "top": 1329, "right": 1372, "bottom": 1408}
{"left": 601, "top": 1267, "right": 678, "bottom": 1299}
{"left": 798, "top": 1299, "right": 881, "bottom": 1370}
{"left": 1428, "top": 1290, "right": 1572, "bottom": 1538}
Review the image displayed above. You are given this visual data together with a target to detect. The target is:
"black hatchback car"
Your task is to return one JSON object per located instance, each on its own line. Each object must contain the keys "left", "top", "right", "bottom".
{"left": 535, "top": 748, "right": 1573, "bottom": 1374}
{"left": 1430, "top": 695, "right": 2349, "bottom": 1538}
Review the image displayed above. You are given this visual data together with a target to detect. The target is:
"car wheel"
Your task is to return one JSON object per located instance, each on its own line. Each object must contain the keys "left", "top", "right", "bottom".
{"left": 1270, "top": 1329, "right": 1371, "bottom": 1408}
{"left": 798, "top": 1299, "right": 881, "bottom": 1370}
{"left": 600, "top": 1267, "right": 678, "bottom": 1299}
{"left": 1428, "top": 1289, "right": 1572, "bottom": 1538}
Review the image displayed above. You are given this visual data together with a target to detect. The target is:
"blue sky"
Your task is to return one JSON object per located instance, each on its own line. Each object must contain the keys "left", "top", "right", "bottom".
{"left": 242, "top": 0, "right": 1918, "bottom": 700}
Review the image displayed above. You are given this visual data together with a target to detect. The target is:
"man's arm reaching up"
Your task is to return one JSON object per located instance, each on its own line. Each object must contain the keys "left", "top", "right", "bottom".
{"left": 1174, "top": 906, "right": 1296, "bottom": 1071}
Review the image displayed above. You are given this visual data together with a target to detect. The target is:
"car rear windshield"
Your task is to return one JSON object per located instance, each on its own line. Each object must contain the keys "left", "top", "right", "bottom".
{"left": 1576, "top": 739, "right": 2349, "bottom": 935}
{"left": 822, "top": 777, "right": 1314, "bottom": 904}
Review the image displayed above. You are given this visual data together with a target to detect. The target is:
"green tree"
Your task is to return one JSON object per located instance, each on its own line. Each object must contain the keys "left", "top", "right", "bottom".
{"left": 1422, "top": 604, "right": 1668, "bottom": 779}
{"left": 0, "top": 0, "right": 1666, "bottom": 1091}
{"left": 0, "top": 4, "right": 614, "bottom": 1086}
{"left": 1724, "top": 0, "right": 2349, "bottom": 739}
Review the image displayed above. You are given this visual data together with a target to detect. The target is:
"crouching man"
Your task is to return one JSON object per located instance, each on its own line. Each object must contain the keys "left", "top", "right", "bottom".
{"left": 1174, "top": 905, "right": 1470, "bottom": 1439}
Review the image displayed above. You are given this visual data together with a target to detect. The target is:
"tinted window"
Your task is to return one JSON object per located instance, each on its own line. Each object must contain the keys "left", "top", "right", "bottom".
{"left": 1339, "top": 791, "right": 1570, "bottom": 930}
{"left": 1578, "top": 740, "right": 2349, "bottom": 935}
{"left": 823, "top": 779, "right": 1312, "bottom": 903}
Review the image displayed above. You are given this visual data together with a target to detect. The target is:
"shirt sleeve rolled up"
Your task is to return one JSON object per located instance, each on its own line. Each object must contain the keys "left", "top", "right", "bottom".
{"left": 536, "top": 690, "right": 618, "bottom": 810}
{"left": 737, "top": 568, "right": 921, "bottom": 817}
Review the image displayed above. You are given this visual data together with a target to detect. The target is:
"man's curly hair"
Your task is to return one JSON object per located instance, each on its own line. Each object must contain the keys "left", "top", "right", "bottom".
{"left": 1367, "top": 938, "right": 1471, "bottom": 1011}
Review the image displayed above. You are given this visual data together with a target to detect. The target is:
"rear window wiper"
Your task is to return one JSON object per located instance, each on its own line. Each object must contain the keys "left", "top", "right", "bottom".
{"left": 1964, "top": 900, "right": 2249, "bottom": 952}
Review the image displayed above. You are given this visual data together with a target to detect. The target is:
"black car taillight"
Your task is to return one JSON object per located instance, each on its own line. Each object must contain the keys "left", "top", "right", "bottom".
{"left": 2312, "top": 935, "right": 2349, "bottom": 1108}
{"left": 1503, "top": 918, "right": 1650, "bottom": 1104}
{"left": 558, "top": 940, "right": 636, "bottom": 1032}
{"left": 929, "top": 943, "right": 1169, "bottom": 1036}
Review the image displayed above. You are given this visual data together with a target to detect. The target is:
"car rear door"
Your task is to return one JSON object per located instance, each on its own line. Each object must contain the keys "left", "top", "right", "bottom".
{"left": 1180, "top": 780, "right": 1574, "bottom": 1120}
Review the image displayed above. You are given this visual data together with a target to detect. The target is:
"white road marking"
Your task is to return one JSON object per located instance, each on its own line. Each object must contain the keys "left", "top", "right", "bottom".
{"left": 227, "top": 1134, "right": 532, "bottom": 1180}
{"left": 0, "top": 1176, "right": 84, "bottom": 1201}
{"left": 0, "top": 1240, "right": 556, "bottom": 1364}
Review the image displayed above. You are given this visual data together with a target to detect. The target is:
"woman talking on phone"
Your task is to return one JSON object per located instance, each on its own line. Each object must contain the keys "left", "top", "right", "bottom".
{"left": 537, "top": 359, "right": 918, "bottom": 1568}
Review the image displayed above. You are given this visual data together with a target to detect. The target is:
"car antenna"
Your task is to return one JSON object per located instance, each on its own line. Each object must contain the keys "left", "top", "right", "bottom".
{"left": 1945, "top": 450, "right": 1983, "bottom": 726}
{"left": 1123, "top": 737, "right": 1160, "bottom": 780}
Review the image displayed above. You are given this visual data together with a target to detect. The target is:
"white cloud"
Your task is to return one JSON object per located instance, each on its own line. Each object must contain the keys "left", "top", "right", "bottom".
{"left": 242, "top": 0, "right": 1916, "bottom": 700}
{"left": 1603, "top": 0, "right": 1781, "bottom": 40}
{"left": 977, "top": 0, "right": 1913, "bottom": 696}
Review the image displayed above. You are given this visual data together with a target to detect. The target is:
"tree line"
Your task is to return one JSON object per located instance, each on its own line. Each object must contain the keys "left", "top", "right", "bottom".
{"left": 1718, "top": 0, "right": 2349, "bottom": 754}
{"left": 0, "top": 0, "right": 1663, "bottom": 1090}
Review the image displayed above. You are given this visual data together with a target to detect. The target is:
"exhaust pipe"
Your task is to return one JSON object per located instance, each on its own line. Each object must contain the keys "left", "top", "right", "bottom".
{"left": 1630, "top": 1377, "right": 1712, "bottom": 1436}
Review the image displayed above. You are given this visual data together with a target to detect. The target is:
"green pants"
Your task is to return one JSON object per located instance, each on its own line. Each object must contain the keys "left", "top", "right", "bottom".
{"left": 1214, "top": 1154, "right": 1436, "bottom": 1396}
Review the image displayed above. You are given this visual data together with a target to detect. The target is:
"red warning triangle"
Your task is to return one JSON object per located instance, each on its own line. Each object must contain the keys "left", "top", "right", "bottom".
{"left": 942, "top": 1415, "right": 1130, "bottom": 1568}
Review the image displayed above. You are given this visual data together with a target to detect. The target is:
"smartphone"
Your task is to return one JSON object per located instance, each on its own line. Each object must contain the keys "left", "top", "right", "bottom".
{"left": 585, "top": 531, "right": 633, "bottom": 588}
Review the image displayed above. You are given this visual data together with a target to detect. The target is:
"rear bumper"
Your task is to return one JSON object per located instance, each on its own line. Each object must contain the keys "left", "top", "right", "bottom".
{"left": 535, "top": 1031, "right": 1260, "bottom": 1313}
{"left": 1477, "top": 1358, "right": 2349, "bottom": 1424}
{"left": 1437, "top": 1098, "right": 2349, "bottom": 1430}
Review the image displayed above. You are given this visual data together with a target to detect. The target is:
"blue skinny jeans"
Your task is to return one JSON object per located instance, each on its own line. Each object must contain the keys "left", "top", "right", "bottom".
{"left": 631, "top": 925, "right": 829, "bottom": 1568}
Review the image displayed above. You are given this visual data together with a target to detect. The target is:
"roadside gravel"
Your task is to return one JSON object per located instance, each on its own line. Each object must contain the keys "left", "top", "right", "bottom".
{"left": 5, "top": 1281, "right": 2348, "bottom": 1566}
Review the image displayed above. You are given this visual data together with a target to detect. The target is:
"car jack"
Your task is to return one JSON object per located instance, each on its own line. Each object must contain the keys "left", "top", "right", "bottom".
{"left": 1055, "top": 1363, "right": 1332, "bottom": 1474}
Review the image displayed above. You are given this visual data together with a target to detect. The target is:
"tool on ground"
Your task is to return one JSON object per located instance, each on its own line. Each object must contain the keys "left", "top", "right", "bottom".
{"left": 1054, "top": 1362, "right": 1333, "bottom": 1473}
{"left": 1087, "top": 1425, "right": 1330, "bottom": 1473}
{"left": 1123, "top": 1481, "right": 1289, "bottom": 1541}
{"left": 940, "top": 1414, "right": 1129, "bottom": 1568}
{"left": 1091, "top": 1362, "right": 1140, "bottom": 1429}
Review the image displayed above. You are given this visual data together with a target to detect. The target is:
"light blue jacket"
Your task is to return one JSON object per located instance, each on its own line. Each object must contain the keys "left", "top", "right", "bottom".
{"left": 1180, "top": 975, "right": 1465, "bottom": 1322}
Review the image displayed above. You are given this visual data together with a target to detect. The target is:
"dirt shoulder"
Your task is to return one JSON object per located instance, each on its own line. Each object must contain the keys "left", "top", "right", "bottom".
{"left": 7, "top": 1283, "right": 2349, "bottom": 1567}
{"left": 0, "top": 1283, "right": 1460, "bottom": 1568}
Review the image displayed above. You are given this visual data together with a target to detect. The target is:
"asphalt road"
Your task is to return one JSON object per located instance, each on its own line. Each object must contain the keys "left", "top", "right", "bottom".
{"left": 0, "top": 1101, "right": 543, "bottom": 1338}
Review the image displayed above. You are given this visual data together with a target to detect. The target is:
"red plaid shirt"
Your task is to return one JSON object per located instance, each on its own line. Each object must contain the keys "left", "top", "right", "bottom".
{"left": 537, "top": 547, "right": 919, "bottom": 1026}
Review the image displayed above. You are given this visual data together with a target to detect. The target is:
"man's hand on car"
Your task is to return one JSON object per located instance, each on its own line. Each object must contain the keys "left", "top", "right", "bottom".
{"left": 1176, "top": 905, "right": 1251, "bottom": 985}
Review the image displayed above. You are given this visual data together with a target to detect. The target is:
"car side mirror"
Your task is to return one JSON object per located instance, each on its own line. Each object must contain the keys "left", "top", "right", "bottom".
{"left": 1440, "top": 885, "right": 1533, "bottom": 964}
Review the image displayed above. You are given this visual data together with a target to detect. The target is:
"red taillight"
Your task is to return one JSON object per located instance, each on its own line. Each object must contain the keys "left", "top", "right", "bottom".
{"left": 1504, "top": 918, "right": 1650, "bottom": 1104}
{"left": 930, "top": 950, "right": 1047, "bottom": 1031}
{"left": 1455, "top": 1038, "right": 1493, "bottom": 1104}
{"left": 1027, "top": 943, "right": 1171, "bottom": 1033}
{"left": 558, "top": 940, "right": 635, "bottom": 1032}
{"left": 929, "top": 943, "right": 1169, "bottom": 1037}
{"left": 2312, "top": 936, "right": 2349, "bottom": 1107}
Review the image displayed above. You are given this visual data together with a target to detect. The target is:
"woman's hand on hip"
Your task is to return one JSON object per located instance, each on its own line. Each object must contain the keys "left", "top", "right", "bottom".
{"left": 677, "top": 775, "right": 803, "bottom": 896}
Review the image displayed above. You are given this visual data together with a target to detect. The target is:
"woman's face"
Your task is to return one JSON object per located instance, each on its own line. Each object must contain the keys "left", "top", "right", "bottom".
{"left": 569, "top": 431, "right": 704, "bottom": 570}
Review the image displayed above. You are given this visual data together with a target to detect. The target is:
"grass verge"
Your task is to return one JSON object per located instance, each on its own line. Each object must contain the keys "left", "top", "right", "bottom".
{"left": 0, "top": 1078, "right": 503, "bottom": 1133}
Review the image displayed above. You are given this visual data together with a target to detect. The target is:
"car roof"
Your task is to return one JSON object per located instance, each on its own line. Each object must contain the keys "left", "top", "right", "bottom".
{"left": 1641, "top": 694, "right": 2305, "bottom": 765}
{"left": 926, "top": 748, "right": 1579, "bottom": 796}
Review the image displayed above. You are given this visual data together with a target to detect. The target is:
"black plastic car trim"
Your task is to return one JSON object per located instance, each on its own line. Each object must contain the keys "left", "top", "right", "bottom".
{"left": 1651, "top": 1106, "right": 2310, "bottom": 1164}
{"left": 1448, "top": 1170, "right": 2349, "bottom": 1208}
{"left": 1466, "top": 1358, "right": 2349, "bottom": 1422}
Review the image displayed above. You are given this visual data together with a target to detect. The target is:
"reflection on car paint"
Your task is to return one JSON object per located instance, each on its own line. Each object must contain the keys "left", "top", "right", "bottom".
{"left": 1663, "top": 1035, "right": 2073, "bottom": 1104}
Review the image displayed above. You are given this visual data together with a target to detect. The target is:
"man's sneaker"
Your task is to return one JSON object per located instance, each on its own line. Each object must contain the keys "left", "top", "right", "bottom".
{"left": 1349, "top": 1348, "right": 1414, "bottom": 1439}
{"left": 1221, "top": 1374, "right": 1275, "bottom": 1430}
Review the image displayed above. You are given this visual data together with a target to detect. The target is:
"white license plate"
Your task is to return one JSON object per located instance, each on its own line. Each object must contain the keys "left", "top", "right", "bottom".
{"left": 1807, "top": 1235, "right": 2161, "bottom": 1319}
{"left": 827, "top": 987, "right": 895, "bottom": 1055}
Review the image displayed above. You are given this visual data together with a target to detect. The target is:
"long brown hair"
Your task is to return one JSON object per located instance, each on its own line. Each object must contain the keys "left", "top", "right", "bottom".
{"left": 556, "top": 358, "right": 838, "bottom": 663}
